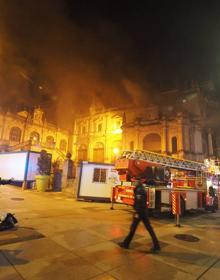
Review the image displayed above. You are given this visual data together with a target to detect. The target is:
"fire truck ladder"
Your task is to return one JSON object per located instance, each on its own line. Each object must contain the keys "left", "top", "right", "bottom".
{"left": 120, "top": 150, "right": 206, "bottom": 171}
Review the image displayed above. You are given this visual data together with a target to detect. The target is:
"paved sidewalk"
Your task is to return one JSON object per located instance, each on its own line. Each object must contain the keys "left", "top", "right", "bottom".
{"left": 0, "top": 185, "right": 220, "bottom": 280}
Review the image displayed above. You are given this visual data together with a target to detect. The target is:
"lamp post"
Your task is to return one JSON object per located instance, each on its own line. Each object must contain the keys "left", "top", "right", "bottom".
{"left": 113, "top": 147, "right": 120, "bottom": 161}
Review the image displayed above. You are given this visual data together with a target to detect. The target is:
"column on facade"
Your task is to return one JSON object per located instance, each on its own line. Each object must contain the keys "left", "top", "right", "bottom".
{"left": 136, "top": 126, "right": 140, "bottom": 150}
{"left": 194, "top": 125, "right": 203, "bottom": 161}
{"left": 183, "top": 123, "right": 190, "bottom": 153}
{"left": 72, "top": 126, "right": 78, "bottom": 162}
{"left": 87, "top": 142, "right": 93, "bottom": 162}
{"left": 177, "top": 113, "right": 185, "bottom": 158}
{"left": 87, "top": 118, "right": 93, "bottom": 162}
{"left": 161, "top": 117, "right": 168, "bottom": 154}
{"left": 104, "top": 136, "right": 110, "bottom": 163}
{"left": 208, "top": 128, "right": 214, "bottom": 156}
{"left": 1, "top": 112, "right": 6, "bottom": 140}
{"left": 104, "top": 115, "right": 110, "bottom": 162}
{"left": 22, "top": 117, "right": 28, "bottom": 143}
{"left": 121, "top": 124, "right": 128, "bottom": 151}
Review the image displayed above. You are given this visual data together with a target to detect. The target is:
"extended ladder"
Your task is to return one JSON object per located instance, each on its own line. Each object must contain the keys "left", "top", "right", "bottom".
{"left": 120, "top": 150, "right": 206, "bottom": 171}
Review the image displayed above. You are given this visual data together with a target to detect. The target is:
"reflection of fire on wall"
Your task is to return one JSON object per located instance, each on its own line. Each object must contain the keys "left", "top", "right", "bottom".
{"left": 0, "top": 107, "right": 69, "bottom": 163}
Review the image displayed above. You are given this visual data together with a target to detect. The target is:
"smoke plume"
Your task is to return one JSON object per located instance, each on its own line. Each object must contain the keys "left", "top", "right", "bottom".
{"left": 0, "top": 0, "right": 151, "bottom": 128}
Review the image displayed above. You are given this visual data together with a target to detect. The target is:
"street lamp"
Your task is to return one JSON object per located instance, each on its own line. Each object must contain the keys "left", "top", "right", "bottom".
{"left": 113, "top": 147, "right": 119, "bottom": 156}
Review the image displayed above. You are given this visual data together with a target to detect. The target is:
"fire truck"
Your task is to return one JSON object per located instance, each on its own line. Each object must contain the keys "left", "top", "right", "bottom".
{"left": 111, "top": 150, "right": 209, "bottom": 215}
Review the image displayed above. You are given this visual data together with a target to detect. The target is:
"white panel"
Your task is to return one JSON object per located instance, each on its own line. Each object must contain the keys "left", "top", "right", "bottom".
{"left": 79, "top": 162, "right": 116, "bottom": 199}
{"left": 27, "top": 152, "right": 41, "bottom": 180}
{"left": 0, "top": 152, "right": 27, "bottom": 180}
{"left": 161, "top": 189, "right": 170, "bottom": 204}
{"left": 148, "top": 188, "right": 155, "bottom": 208}
{"left": 186, "top": 191, "right": 198, "bottom": 209}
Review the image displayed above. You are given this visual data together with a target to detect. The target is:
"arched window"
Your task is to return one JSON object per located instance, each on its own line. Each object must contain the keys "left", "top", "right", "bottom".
{"left": 10, "top": 127, "right": 21, "bottom": 142}
{"left": 98, "top": 123, "right": 102, "bottom": 132}
{"left": 93, "top": 142, "right": 104, "bottom": 162}
{"left": 172, "top": 137, "right": 177, "bottom": 153}
{"left": 46, "top": 136, "right": 55, "bottom": 147}
{"left": 30, "top": 131, "right": 40, "bottom": 144}
{"left": 78, "top": 144, "right": 88, "bottom": 161}
{"left": 59, "top": 139, "right": 67, "bottom": 152}
{"left": 143, "top": 133, "right": 161, "bottom": 153}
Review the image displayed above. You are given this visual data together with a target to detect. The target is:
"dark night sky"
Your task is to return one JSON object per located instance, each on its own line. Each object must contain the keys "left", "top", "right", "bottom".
{"left": 68, "top": 1, "right": 220, "bottom": 82}
{"left": 1, "top": 0, "right": 220, "bottom": 127}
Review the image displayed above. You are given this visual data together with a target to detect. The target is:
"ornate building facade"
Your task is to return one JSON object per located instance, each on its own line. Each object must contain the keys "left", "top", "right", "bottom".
{"left": 122, "top": 105, "right": 204, "bottom": 161}
{"left": 72, "top": 85, "right": 219, "bottom": 163}
{"left": 1, "top": 85, "right": 218, "bottom": 165}
{"left": 72, "top": 104, "right": 123, "bottom": 163}
{"left": 0, "top": 107, "right": 69, "bottom": 162}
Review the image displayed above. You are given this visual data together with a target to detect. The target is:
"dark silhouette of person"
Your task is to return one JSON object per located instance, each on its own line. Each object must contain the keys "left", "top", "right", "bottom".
{"left": 208, "top": 186, "right": 216, "bottom": 213}
{"left": 118, "top": 178, "right": 160, "bottom": 252}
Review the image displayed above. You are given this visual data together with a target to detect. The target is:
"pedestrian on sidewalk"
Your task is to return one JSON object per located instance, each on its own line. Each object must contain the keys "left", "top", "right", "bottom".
{"left": 118, "top": 177, "right": 160, "bottom": 253}
{"left": 208, "top": 186, "right": 216, "bottom": 213}
{"left": 62, "top": 152, "right": 76, "bottom": 197}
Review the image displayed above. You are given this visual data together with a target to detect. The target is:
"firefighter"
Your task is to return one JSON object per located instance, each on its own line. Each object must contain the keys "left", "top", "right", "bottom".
{"left": 118, "top": 177, "right": 160, "bottom": 252}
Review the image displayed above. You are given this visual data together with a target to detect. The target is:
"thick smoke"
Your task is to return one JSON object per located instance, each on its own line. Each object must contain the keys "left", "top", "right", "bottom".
{"left": 0, "top": 0, "right": 151, "bottom": 128}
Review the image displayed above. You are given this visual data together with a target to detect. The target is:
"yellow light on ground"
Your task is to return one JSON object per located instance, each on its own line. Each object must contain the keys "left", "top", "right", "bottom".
{"left": 113, "top": 147, "right": 119, "bottom": 155}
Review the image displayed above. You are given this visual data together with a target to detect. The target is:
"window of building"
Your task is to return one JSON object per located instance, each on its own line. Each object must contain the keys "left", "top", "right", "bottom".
{"left": 93, "top": 168, "right": 107, "bottom": 183}
{"left": 60, "top": 139, "right": 67, "bottom": 152}
{"left": 98, "top": 123, "right": 102, "bottom": 132}
{"left": 46, "top": 136, "right": 55, "bottom": 147}
{"left": 172, "top": 137, "right": 177, "bottom": 153}
{"left": 30, "top": 131, "right": 40, "bottom": 143}
{"left": 130, "top": 141, "right": 134, "bottom": 151}
{"left": 78, "top": 145, "right": 88, "bottom": 161}
{"left": 116, "top": 120, "right": 121, "bottom": 128}
{"left": 93, "top": 142, "right": 104, "bottom": 162}
{"left": 82, "top": 126, "right": 86, "bottom": 134}
{"left": 10, "top": 127, "right": 21, "bottom": 142}
{"left": 143, "top": 133, "right": 161, "bottom": 153}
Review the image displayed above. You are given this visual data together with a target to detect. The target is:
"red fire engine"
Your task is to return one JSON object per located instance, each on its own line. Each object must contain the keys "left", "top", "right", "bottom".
{"left": 111, "top": 150, "right": 208, "bottom": 215}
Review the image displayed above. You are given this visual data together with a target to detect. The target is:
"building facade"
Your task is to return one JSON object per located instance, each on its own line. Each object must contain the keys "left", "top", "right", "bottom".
{"left": 122, "top": 105, "right": 205, "bottom": 161}
{"left": 72, "top": 86, "right": 219, "bottom": 163}
{"left": 72, "top": 104, "right": 123, "bottom": 163}
{"left": 1, "top": 85, "right": 218, "bottom": 165}
{"left": 0, "top": 107, "right": 69, "bottom": 162}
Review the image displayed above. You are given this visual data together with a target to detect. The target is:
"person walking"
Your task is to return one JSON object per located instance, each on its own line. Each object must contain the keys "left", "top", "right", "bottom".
{"left": 118, "top": 178, "right": 160, "bottom": 253}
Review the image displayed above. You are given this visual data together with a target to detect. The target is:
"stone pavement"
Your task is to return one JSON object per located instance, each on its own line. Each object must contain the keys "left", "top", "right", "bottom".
{"left": 0, "top": 185, "right": 220, "bottom": 280}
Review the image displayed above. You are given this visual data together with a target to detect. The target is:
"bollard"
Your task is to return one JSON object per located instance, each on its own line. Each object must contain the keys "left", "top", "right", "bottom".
{"left": 110, "top": 186, "right": 116, "bottom": 210}
{"left": 175, "top": 213, "right": 181, "bottom": 227}
{"left": 171, "top": 191, "right": 181, "bottom": 227}
{"left": 22, "top": 180, "right": 27, "bottom": 190}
